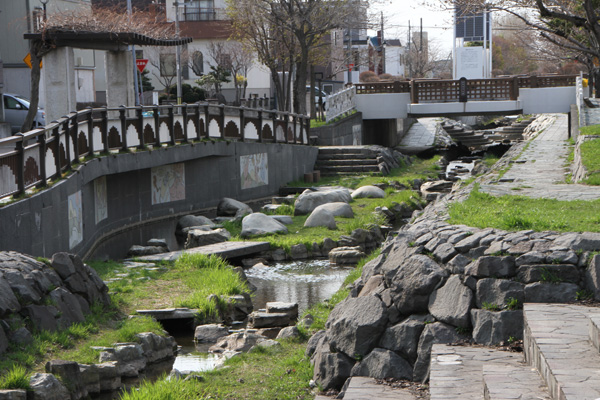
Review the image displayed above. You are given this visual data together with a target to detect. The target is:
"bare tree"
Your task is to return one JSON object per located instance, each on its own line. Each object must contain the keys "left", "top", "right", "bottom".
{"left": 227, "top": 0, "right": 354, "bottom": 114}
{"left": 207, "top": 41, "right": 254, "bottom": 104}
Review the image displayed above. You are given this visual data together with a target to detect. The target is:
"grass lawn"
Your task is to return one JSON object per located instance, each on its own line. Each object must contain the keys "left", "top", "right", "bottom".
{"left": 580, "top": 138, "right": 600, "bottom": 185}
{"left": 449, "top": 184, "right": 600, "bottom": 232}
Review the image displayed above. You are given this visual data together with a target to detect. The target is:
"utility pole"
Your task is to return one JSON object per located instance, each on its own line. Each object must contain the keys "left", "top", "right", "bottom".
{"left": 174, "top": 0, "right": 182, "bottom": 106}
{"left": 381, "top": 11, "right": 385, "bottom": 74}
{"left": 127, "top": 0, "right": 140, "bottom": 106}
{"left": 407, "top": 21, "right": 412, "bottom": 78}
{"left": 346, "top": 28, "right": 352, "bottom": 84}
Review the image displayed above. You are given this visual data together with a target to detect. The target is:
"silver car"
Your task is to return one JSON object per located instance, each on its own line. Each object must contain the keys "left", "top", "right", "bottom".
{"left": 3, "top": 93, "right": 46, "bottom": 134}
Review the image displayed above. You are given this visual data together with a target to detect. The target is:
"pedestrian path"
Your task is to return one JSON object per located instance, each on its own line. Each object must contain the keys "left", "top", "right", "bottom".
{"left": 479, "top": 113, "right": 600, "bottom": 200}
{"left": 399, "top": 118, "right": 439, "bottom": 154}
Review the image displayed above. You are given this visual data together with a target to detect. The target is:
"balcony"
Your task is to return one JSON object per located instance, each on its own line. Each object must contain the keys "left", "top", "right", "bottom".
{"left": 181, "top": 6, "right": 228, "bottom": 21}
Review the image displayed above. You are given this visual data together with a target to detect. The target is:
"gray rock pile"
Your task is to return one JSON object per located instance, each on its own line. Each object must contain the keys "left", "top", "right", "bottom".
{"left": 311, "top": 219, "right": 600, "bottom": 390}
{"left": 0, "top": 252, "right": 111, "bottom": 356}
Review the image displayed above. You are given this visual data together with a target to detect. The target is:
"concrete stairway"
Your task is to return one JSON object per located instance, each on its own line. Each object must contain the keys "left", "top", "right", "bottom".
{"left": 441, "top": 124, "right": 492, "bottom": 149}
{"left": 315, "top": 146, "right": 381, "bottom": 176}
{"left": 429, "top": 303, "right": 600, "bottom": 400}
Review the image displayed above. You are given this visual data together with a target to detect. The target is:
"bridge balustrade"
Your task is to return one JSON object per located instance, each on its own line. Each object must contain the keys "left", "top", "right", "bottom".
{"left": 0, "top": 103, "right": 309, "bottom": 200}
{"left": 354, "top": 74, "right": 580, "bottom": 104}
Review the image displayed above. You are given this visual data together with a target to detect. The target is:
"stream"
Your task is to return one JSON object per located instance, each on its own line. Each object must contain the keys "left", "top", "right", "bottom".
{"left": 171, "top": 259, "right": 353, "bottom": 373}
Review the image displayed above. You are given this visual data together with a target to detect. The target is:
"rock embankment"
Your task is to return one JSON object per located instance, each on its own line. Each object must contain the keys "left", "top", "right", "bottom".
{"left": 0, "top": 252, "right": 111, "bottom": 355}
{"left": 310, "top": 218, "right": 600, "bottom": 390}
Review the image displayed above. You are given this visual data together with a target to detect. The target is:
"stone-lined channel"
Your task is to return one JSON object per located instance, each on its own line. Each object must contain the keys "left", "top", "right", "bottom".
{"left": 171, "top": 259, "right": 353, "bottom": 373}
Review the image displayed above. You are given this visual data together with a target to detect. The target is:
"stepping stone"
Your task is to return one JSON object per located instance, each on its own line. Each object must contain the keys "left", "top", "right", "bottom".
{"left": 341, "top": 377, "right": 416, "bottom": 400}
{"left": 524, "top": 303, "right": 600, "bottom": 400}
{"left": 429, "top": 345, "right": 521, "bottom": 400}
{"left": 483, "top": 361, "right": 550, "bottom": 400}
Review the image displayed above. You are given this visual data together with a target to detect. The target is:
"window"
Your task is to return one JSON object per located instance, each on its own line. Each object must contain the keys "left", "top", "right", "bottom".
{"left": 4, "top": 96, "right": 26, "bottom": 110}
{"left": 159, "top": 53, "right": 176, "bottom": 77}
{"left": 135, "top": 50, "right": 144, "bottom": 60}
{"left": 192, "top": 51, "right": 204, "bottom": 76}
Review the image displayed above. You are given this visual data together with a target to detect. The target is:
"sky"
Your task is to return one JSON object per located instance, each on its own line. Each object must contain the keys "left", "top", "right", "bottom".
{"left": 370, "top": 0, "right": 455, "bottom": 55}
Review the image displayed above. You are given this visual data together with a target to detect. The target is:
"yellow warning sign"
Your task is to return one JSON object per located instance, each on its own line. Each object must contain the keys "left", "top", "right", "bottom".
{"left": 23, "top": 53, "right": 43, "bottom": 69}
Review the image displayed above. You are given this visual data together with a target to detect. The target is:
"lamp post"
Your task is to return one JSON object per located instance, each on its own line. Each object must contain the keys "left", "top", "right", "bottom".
{"left": 39, "top": 0, "right": 49, "bottom": 21}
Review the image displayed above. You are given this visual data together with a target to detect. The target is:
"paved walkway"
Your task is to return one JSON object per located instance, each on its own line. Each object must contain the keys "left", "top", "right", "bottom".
{"left": 399, "top": 118, "right": 439, "bottom": 154}
{"left": 479, "top": 113, "right": 600, "bottom": 201}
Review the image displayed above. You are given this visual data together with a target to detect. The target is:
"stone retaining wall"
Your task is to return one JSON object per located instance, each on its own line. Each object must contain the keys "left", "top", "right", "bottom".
{"left": 310, "top": 217, "right": 600, "bottom": 390}
{"left": 571, "top": 134, "right": 598, "bottom": 182}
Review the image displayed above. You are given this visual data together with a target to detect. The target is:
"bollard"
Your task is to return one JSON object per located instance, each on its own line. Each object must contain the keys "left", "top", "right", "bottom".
{"left": 304, "top": 173, "right": 314, "bottom": 183}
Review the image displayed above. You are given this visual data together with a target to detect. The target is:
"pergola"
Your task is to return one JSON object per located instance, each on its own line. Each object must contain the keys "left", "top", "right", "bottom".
{"left": 24, "top": 30, "right": 192, "bottom": 123}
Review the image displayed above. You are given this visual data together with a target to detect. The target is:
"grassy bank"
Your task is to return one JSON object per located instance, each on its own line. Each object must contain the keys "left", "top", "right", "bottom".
{"left": 449, "top": 184, "right": 600, "bottom": 232}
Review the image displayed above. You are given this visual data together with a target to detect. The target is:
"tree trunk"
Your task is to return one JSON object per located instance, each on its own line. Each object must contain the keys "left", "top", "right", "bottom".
{"left": 22, "top": 41, "right": 43, "bottom": 133}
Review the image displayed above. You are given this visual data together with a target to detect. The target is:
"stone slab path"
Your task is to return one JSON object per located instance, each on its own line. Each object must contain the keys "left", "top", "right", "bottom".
{"left": 524, "top": 303, "right": 600, "bottom": 400}
{"left": 399, "top": 118, "right": 439, "bottom": 154}
{"left": 479, "top": 114, "right": 600, "bottom": 200}
{"left": 131, "top": 241, "right": 271, "bottom": 262}
{"left": 340, "top": 377, "right": 417, "bottom": 400}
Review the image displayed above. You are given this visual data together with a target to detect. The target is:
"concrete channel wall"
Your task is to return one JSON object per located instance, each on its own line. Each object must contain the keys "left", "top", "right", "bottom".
{"left": 0, "top": 141, "right": 318, "bottom": 259}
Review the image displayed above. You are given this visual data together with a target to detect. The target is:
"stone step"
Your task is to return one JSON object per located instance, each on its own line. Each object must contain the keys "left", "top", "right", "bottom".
{"left": 318, "top": 147, "right": 377, "bottom": 156}
{"left": 589, "top": 315, "right": 600, "bottom": 352}
{"left": 317, "top": 165, "right": 381, "bottom": 173}
{"left": 483, "top": 360, "right": 551, "bottom": 400}
{"left": 339, "top": 377, "right": 416, "bottom": 400}
{"left": 429, "top": 344, "right": 522, "bottom": 400}
{"left": 315, "top": 159, "right": 379, "bottom": 166}
{"left": 317, "top": 153, "right": 376, "bottom": 160}
{"left": 523, "top": 303, "right": 600, "bottom": 400}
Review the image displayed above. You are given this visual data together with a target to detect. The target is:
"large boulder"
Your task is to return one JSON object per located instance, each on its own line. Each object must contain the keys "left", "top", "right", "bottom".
{"left": 209, "top": 332, "right": 268, "bottom": 353}
{"left": 351, "top": 185, "right": 386, "bottom": 199}
{"left": 471, "top": 309, "right": 523, "bottom": 345}
{"left": 312, "top": 344, "right": 355, "bottom": 391}
{"left": 326, "top": 296, "right": 388, "bottom": 358}
{"left": 517, "top": 264, "right": 579, "bottom": 284}
{"left": 524, "top": 282, "right": 579, "bottom": 303}
{"left": 45, "top": 360, "right": 86, "bottom": 400}
{"left": 586, "top": 254, "right": 600, "bottom": 300}
{"left": 384, "top": 254, "right": 447, "bottom": 315}
{"left": 475, "top": 278, "right": 524, "bottom": 309}
{"left": 0, "top": 390, "right": 26, "bottom": 400}
{"left": 217, "top": 198, "right": 252, "bottom": 218}
{"left": 304, "top": 208, "right": 337, "bottom": 229}
{"left": 350, "top": 348, "right": 412, "bottom": 379}
{"left": 49, "top": 287, "right": 86, "bottom": 328}
{"left": 329, "top": 246, "right": 366, "bottom": 267}
{"left": 241, "top": 213, "right": 288, "bottom": 238}
{"left": 413, "top": 322, "right": 466, "bottom": 382}
{"left": 135, "top": 332, "right": 177, "bottom": 364}
{"left": 99, "top": 344, "right": 146, "bottom": 377}
{"left": 185, "top": 228, "right": 230, "bottom": 248}
{"left": 465, "top": 256, "right": 516, "bottom": 278}
{"left": 294, "top": 189, "right": 352, "bottom": 216}
{"left": 313, "top": 202, "right": 354, "bottom": 218}
{"left": 194, "top": 324, "right": 230, "bottom": 343}
{"left": 29, "top": 373, "right": 70, "bottom": 400}
{"left": 378, "top": 314, "right": 431, "bottom": 363}
{"left": 175, "top": 215, "right": 215, "bottom": 241}
{"left": 0, "top": 273, "right": 20, "bottom": 317}
{"left": 428, "top": 275, "right": 473, "bottom": 328}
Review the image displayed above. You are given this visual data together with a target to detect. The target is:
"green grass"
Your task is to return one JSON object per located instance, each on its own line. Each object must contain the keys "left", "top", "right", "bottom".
{"left": 0, "top": 365, "right": 31, "bottom": 390}
{"left": 448, "top": 184, "right": 600, "bottom": 232}
{"left": 483, "top": 154, "right": 500, "bottom": 168}
{"left": 580, "top": 124, "right": 600, "bottom": 136}
{"left": 580, "top": 138, "right": 600, "bottom": 185}
{"left": 223, "top": 190, "right": 420, "bottom": 253}
{"left": 120, "top": 340, "right": 313, "bottom": 400}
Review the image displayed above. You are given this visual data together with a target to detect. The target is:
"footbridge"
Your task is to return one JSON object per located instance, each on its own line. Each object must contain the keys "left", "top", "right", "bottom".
{"left": 326, "top": 74, "right": 586, "bottom": 121}
{"left": 0, "top": 103, "right": 315, "bottom": 258}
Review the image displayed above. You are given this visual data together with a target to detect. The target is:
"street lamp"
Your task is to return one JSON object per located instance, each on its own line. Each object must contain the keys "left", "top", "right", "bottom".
{"left": 39, "top": 0, "right": 49, "bottom": 21}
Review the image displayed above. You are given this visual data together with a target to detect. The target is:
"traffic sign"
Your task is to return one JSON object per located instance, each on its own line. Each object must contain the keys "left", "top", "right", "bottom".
{"left": 136, "top": 59, "right": 149, "bottom": 73}
{"left": 23, "top": 53, "right": 42, "bottom": 69}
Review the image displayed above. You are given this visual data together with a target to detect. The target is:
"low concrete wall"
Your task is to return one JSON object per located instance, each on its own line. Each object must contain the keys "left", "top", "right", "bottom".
{"left": 311, "top": 112, "right": 363, "bottom": 146}
{"left": 0, "top": 142, "right": 317, "bottom": 259}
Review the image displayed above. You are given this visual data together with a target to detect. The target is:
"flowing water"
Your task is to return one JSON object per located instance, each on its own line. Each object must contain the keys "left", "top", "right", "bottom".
{"left": 171, "top": 259, "right": 353, "bottom": 373}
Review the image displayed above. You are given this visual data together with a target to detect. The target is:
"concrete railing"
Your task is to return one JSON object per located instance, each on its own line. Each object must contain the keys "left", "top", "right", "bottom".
{"left": 325, "top": 86, "right": 356, "bottom": 122}
{"left": 0, "top": 103, "right": 310, "bottom": 200}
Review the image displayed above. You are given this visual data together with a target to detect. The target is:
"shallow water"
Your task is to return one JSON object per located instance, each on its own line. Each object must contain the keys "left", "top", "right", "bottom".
{"left": 245, "top": 259, "right": 353, "bottom": 313}
{"left": 171, "top": 259, "right": 352, "bottom": 373}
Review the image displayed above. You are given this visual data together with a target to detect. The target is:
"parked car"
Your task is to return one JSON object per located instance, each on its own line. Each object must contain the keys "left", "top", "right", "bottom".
{"left": 306, "top": 86, "right": 328, "bottom": 111}
{"left": 3, "top": 93, "right": 46, "bottom": 133}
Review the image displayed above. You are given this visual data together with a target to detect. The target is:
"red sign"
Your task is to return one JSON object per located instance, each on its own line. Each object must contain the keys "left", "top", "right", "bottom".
{"left": 136, "top": 59, "right": 149, "bottom": 73}
{"left": 348, "top": 63, "right": 354, "bottom": 72}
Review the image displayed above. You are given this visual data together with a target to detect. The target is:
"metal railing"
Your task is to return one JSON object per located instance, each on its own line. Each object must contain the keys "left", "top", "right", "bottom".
{"left": 181, "top": 7, "right": 228, "bottom": 21}
{"left": 0, "top": 103, "right": 310, "bottom": 200}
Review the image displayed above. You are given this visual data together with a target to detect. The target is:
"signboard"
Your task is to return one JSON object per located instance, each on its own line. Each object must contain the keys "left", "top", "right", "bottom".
{"left": 136, "top": 59, "right": 149, "bottom": 73}
{"left": 455, "top": 47, "right": 484, "bottom": 80}
{"left": 458, "top": 77, "right": 468, "bottom": 102}
{"left": 23, "top": 53, "right": 42, "bottom": 69}
{"left": 348, "top": 63, "right": 354, "bottom": 72}
{"left": 455, "top": 5, "right": 491, "bottom": 42}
